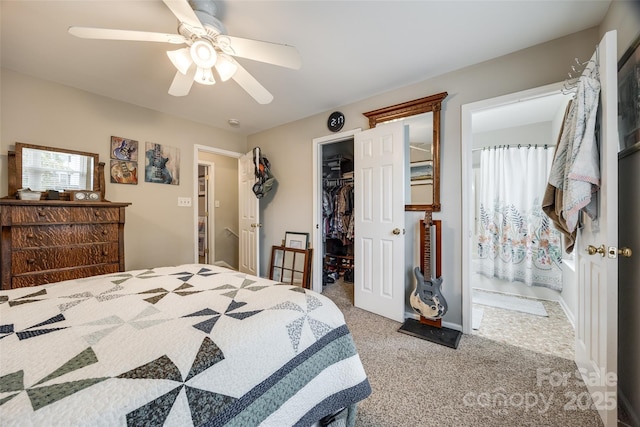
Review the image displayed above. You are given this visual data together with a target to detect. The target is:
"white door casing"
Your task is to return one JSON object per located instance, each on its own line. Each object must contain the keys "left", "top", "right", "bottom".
{"left": 311, "top": 129, "right": 362, "bottom": 294}
{"left": 193, "top": 145, "right": 243, "bottom": 266}
{"left": 354, "top": 121, "right": 407, "bottom": 322}
{"left": 460, "top": 81, "right": 567, "bottom": 334}
{"left": 239, "top": 150, "right": 259, "bottom": 276}
{"left": 574, "top": 30, "right": 618, "bottom": 427}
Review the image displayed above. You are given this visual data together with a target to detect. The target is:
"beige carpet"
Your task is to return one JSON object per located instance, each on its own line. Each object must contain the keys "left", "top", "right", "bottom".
{"left": 321, "top": 280, "right": 605, "bottom": 427}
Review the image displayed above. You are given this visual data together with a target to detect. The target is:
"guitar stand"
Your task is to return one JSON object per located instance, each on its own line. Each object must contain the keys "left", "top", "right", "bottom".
{"left": 398, "top": 218, "right": 462, "bottom": 349}
{"left": 419, "top": 316, "right": 442, "bottom": 328}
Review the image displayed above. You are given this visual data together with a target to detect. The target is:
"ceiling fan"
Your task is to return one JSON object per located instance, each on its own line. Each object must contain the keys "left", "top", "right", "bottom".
{"left": 68, "top": 0, "right": 301, "bottom": 104}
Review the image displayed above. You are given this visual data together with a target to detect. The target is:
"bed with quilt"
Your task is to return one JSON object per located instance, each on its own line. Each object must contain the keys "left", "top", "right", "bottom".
{"left": 0, "top": 264, "right": 371, "bottom": 426}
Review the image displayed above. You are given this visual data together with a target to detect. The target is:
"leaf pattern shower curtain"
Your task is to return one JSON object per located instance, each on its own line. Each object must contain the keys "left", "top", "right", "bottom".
{"left": 476, "top": 146, "right": 563, "bottom": 290}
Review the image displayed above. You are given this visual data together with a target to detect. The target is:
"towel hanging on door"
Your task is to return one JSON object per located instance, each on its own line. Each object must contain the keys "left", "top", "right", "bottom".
{"left": 545, "top": 52, "right": 601, "bottom": 236}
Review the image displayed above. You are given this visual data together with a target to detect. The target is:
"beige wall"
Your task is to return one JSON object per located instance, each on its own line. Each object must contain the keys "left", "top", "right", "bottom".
{"left": 0, "top": 69, "right": 247, "bottom": 270}
{"left": 248, "top": 27, "right": 600, "bottom": 327}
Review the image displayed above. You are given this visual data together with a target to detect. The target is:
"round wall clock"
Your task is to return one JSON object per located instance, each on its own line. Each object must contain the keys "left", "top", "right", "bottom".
{"left": 327, "top": 111, "right": 345, "bottom": 132}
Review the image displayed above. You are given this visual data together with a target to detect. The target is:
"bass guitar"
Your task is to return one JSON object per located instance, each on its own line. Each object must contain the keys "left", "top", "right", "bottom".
{"left": 410, "top": 211, "right": 448, "bottom": 319}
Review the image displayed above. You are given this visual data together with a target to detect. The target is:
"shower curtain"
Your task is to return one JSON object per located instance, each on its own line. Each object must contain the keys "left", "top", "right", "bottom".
{"left": 476, "top": 146, "right": 563, "bottom": 290}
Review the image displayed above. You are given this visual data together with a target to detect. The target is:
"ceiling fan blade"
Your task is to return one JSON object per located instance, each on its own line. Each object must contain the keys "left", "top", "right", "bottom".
{"left": 68, "top": 26, "right": 187, "bottom": 44}
{"left": 168, "top": 65, "right": 197, "bottom": 96}
{"left": 162, "top": 0, "right": 204, "bottom": 32}
{"left": 216, "top": 35, "right": 302, "bottom": 70}
{"left": 231, "top": 61, "right": 274, "bottom": 104}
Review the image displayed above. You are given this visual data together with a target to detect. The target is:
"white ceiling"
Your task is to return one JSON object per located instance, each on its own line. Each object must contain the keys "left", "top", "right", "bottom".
{"left": 472, "top": 91, "right": 573, "bottom": 134}
{"left": 0, "top": 0, "right": 611, "bottom": 136}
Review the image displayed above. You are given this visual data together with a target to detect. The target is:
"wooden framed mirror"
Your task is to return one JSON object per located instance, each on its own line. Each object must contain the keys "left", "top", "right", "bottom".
{"left": 363, "top": 92, "right": 447, "bottom": 211}
{"left": 7, "top": 142, "right": 105, "bottom": 200}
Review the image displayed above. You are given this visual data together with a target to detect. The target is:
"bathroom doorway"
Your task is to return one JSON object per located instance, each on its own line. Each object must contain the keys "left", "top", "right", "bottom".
{"left": 462, "top": 82, "right": 575, "bottom": 359}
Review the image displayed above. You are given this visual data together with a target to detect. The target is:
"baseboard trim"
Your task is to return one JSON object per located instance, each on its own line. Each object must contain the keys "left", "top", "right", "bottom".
{"left": 557, "top": 297, "right": 575, "bottom": 330}
{"left": 618, "top": 387, "right": 639, "bottom": 427}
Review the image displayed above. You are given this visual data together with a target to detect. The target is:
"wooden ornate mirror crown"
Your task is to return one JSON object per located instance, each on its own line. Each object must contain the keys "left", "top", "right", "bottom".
{"left": 363, "top": 92, "right": 447, "bottom": 211}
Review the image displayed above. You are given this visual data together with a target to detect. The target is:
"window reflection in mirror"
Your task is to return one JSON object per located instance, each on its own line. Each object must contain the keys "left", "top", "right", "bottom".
{"left": 21, "top": 147, "right": 94, "bottom": 192}
{"left": 13, "top": 142, "right": 100, "bottom": 196}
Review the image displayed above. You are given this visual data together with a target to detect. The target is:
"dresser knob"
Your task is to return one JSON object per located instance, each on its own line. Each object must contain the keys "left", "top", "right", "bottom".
{"left": 27, "top": 258, "right": 36, "bottom": 264}
{"left": 102, "top": 230, "right": 108, "bottom": 235}
{"left": 95, "top": 210, "right": 101, "bottom": 217}
{"left": 102, "top": 250, "right": 108, "bottom": 256}
{"left": 37, "top": 210, "right": 46, "bottom": 216}
{"left": 27, "top": 233, "right": 35, "bottom": 239}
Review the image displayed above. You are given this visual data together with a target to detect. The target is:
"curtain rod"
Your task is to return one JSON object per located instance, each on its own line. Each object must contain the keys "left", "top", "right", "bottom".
{"left": 471, "top": 144, "right": 553, "bottom": 152}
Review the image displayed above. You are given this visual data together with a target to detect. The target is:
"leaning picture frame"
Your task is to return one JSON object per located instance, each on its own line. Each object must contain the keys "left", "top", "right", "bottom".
{"left": 284, "top": 231, "right": 309, "bottom": 249}
{"left": 198, "top": 177, "right": 206, "bottom": 196}
{"left": 618, "top": 33, "right": 640, "bottom": 157}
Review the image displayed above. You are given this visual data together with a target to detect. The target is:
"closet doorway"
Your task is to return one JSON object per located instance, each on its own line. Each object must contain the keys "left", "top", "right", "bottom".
{"left": 311, "top": 130, "right": 360, "bottom": 294}
{"left": 312, "top": 123, "right": 407, "bottom": 323}
{"left": 461, "top": 82, "right": 576, "bottom": 360}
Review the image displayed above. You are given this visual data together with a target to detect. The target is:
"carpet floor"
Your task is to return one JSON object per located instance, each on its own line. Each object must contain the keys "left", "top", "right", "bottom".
{"left": 321, "top": 279, "right": 605, "bottom": 427}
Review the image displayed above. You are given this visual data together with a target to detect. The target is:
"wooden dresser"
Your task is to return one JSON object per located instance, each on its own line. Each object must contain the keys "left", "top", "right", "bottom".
{"left": 0, "top": 199, "right": 130, "bottom": 290}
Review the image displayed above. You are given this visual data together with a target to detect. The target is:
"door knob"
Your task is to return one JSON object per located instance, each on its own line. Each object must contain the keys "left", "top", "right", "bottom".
{"left": 586, "top": 244, "right": 605, "bottom": 256}
{"left": 392, "top": 228, "right": 401, "bottom": 235}
{"left": 617, "top": 247, "right": 633, "bottom": 258}
{"left": 587, "top": 244, "right": 633, "bottom": 258}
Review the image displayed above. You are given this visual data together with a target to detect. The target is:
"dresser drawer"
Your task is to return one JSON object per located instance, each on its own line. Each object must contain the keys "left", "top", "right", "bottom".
{"left": 12, "top": 224, "right": 119, "bottom": 248}
{"left": 12, "top": 243, "right": 120, "bottom": 274}
{"left": 11, "top": 264, "right": 121, "bottom": 288}
{"left": 9, "top": 206, "right": 71, "bottom": 224}
{"left": 72, "top": 207, "right": 120, "bottom": 223}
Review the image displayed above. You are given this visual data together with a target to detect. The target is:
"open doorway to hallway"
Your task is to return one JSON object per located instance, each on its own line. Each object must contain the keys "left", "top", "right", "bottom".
{"left": 195, "top": 146, "right": 240, "bottom": 269}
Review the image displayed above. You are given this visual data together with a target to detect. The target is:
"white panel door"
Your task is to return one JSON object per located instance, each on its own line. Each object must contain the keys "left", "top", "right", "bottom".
{"left": 354, "top": 121, "right": 407, "bottom": 322}
{"left": 238, "top": 150, "right": 259, "bottom": 276}
{"left": 574, "top": 30, "right": 618, "bottom": 427}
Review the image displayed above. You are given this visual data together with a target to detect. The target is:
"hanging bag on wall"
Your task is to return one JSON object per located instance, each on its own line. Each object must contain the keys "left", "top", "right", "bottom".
{"left": 252, "top": 146, "right": 275, "bottom": 198}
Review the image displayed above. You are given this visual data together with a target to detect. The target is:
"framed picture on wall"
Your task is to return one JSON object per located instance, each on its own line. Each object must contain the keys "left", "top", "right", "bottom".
{"left": 618, "top": 34, "right": 640, "bottom": 157}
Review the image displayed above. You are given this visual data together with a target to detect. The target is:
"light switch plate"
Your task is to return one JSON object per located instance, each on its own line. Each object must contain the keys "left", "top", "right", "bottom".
{"left": 177, "top": 197, "right": 192, "bottom": 207}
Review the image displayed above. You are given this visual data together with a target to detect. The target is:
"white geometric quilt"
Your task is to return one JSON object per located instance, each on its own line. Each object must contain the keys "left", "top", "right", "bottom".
{"left": 0, "top": 264, "right": 370, "bottom": 426}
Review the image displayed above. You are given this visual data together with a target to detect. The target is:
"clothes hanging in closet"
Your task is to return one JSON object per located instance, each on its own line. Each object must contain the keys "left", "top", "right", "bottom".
{"left": 323, "top": 182, "right": 354, "bottom": 245}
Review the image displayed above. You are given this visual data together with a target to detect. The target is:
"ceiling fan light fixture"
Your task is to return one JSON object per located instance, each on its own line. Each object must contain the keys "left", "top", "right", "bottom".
{"left": 190, "top": 39, "right": 217, "bottom": 69}
{"left": 167, "top": 48, "right": 193, "bottom": 75}
{"left": 214, "top": 54, "right": 238, "bottom": 81}
{"left": 195, "top": 67, "right": 216, "bottom": 85}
